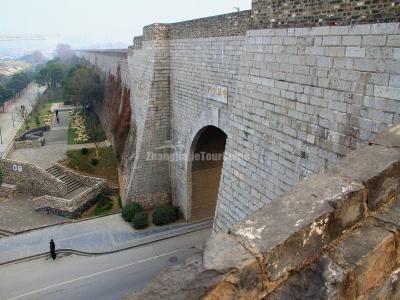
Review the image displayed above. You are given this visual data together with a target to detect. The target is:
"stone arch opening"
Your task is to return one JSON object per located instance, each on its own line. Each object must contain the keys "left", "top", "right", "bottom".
{"left": 187, "top": 126, "right": 227, "bottom": 221}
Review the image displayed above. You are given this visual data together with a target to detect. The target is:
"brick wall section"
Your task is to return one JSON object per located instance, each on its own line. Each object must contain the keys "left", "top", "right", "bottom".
{"left": 215, "top": 22, "right": 400, "bottom": 231}
{"left": 168, "top": 36, "right": 243, "bottom": 219}
{"left": 125, "top": 124, "right": 400, "bottom": 300}
{"left": 252, "top": 0, "right": 400, "bottom": 29}
{"left": 141, "top": 10, "right": 251, "bottom": 42}
{"left": 123, "top": 25, "right": 172, "bottom": 208}
{"left": 0, "top": 159, "right": 68, "bottom": 197}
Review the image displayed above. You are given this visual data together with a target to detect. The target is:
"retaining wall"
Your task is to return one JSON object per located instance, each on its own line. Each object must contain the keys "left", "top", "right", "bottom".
{"left": 0, "top": 159, "right": 68, "bottom": 197}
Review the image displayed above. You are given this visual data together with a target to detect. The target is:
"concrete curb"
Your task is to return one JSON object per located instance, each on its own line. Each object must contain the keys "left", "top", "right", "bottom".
{"left": 0, "top": 219, "right": 212, "bottom": 266}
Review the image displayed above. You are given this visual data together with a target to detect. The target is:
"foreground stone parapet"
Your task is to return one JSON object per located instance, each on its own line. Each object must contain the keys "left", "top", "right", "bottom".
{"left": 231, "top": 174, "right": 366, "bottom": 282}
{"left": 331, "top": 145, "right": 400, "bottom": 211}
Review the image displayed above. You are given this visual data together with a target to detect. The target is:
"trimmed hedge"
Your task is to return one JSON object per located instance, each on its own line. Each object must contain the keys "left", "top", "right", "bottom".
{"left": 122, "top": 202, "right": 143, "bottom": 222}
{"left": 152, "top": 205, "right": 179, "bottom": 226}
{"left": 91, "top": 158, "right": 99, "bottom": 166}
{"left": 80, "top": 148, "right": 89, "bottom": 155}
{"left": 132, "top": 211, "right": 149, "bottom": 229}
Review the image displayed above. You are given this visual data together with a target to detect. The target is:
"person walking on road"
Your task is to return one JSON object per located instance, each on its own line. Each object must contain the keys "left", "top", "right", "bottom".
{"left": 56, "top": 116, "right": 60, "bottom": 124}
{"left": 50, "top": 239, "right": 56, "bottom": 260}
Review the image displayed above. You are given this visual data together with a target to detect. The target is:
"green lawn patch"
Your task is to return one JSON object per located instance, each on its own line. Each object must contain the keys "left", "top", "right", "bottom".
{"left": 66, "top": 146, "right": 118, "bottom": 184}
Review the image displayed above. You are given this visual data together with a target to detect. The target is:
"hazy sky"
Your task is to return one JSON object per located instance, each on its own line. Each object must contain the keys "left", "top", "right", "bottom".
{"left": 1, "top": 0, "right": 251, "bottom": 48}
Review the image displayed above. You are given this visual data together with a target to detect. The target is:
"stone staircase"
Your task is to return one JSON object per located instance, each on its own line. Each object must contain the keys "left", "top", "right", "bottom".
{"left": 46, "top": 166, "right": 83, "bottom": 194}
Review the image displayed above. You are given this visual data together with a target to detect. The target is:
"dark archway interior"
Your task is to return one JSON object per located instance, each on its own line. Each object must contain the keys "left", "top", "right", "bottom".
{"left": 190, "top": 126, "right": 227, "bottom": 221}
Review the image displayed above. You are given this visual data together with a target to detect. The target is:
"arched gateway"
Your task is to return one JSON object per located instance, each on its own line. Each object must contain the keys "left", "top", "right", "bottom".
{"left": 187, "top": 126, "right": 227, "bottom": 221}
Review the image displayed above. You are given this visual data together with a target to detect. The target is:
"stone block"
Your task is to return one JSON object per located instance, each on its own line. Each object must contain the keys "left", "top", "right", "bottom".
{"left": 331, "top": 145, "right": 400, "bottom": 210}
{"left": 266, "top": 256, "right": 352, "bottom": 300}
{"left": 345, "top": 47, "right": 366, "bottom": 58}
{"left": 371, "top": 23, "right": 399, "bottom": 35}
{"left": 330, "top": 220, "right": 397, "bottom": 297}
{"left": 365, "top": 267, "right": 400, "bottom": 300}
{"left": 231, "top": 174, "right": 366, "bottom": 281}
{"left": 374, "top": 86, "right": 400, "bottom": 100}
{"left": 203, "top": 232, "right": 255, "bottom": 271}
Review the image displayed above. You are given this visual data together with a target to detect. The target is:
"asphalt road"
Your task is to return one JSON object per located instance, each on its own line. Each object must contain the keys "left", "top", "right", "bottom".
{"left": 0, "top": 227, "right": 211, "bottom": 300}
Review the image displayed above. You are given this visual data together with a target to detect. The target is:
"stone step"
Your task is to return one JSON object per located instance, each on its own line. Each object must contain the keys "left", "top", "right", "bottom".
{"left": 45, "top": 166, "right": 83, "bottom": 194}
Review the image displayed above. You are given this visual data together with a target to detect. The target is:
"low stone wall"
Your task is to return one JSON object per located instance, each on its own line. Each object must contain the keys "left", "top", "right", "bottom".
{"left": 126, "top": 124, "right": 400, "bottom": 300}
{"left": 33, "top": 180, "right": 106, "bottom": 218}
{"left": 0, "top": 159, "right": 68, "bottom": 197}
{"left": 0, "top": 183, "right": 16, "bottom": 198}
{"left": 14, "top": 138, "right": 44, "bottom": 149}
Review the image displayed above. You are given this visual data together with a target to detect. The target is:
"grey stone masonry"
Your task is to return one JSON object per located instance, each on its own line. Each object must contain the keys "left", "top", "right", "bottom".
{"left": 0, "top": 159, "right": 68, "bottom": 197}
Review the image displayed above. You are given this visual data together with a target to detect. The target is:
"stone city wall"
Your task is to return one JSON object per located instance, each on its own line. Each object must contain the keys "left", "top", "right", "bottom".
{"left": 79, "top": 1, "right": 400, "bottom": 232}
{"left": 0, "top": 159, "right": 68, "bottom": 197}
{"left": 126, "top": 124, "right": 400, "bottom": 300}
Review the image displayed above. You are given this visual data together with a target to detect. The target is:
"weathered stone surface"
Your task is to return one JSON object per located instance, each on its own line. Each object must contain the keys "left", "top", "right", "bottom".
{"left": 203, "top": 233, "right": 255, "bottom": 271}
{"left": 365, "top": 268, "right": 400, "bottom": 300}
{"left": 372, "top": 124, "right": 400, "bottom": 148}
{"left": 331, "top": 145, "right": 400, "bottom": 211}
{"left": 374, "top": 195, "right": 400, "bottom": 228}
{"left": 266, "top": 256, "right": 351, "bottom": 300}
{"left": 231, "top": 174, "right": 366, "bottom": 281}
{"left": 123, "top": 254, "right": 222, "bottom": 300}
{"left": 330, "top": 220, "right": 397, "bottom": 297}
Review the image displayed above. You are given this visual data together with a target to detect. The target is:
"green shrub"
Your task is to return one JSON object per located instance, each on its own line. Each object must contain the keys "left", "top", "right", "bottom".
{"left": 91, "top": 158, "right": 99, "bottom": 166}
{"left": 122, "top": 202, "right": 143, "bottom": 222}
{"left": 152, "top": 205, "right": 179, "bottom": 226}
{"left": 132, "top": 211, "right": 149, "bottom": 229}
{"left": 93, "top": 192, "right": 113, "bottom": 215}
{"left": 80, "top": 148, "right": 89, "bottom": 155}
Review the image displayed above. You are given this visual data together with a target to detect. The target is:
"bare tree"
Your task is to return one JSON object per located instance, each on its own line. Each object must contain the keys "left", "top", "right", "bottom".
{"left": 14, "top": 104, "right": 30, "bottom": 128}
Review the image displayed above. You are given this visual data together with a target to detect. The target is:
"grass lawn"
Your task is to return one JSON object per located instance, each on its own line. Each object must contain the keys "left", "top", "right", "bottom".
{"left": 66, "top": 146, "right": 118, "bottom": 185}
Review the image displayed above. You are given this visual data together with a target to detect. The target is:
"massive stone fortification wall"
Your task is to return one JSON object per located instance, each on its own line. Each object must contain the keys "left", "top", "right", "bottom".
{"left": 80, "top": 1, "right": 400, "bottom": 233}
{"left": 125, "top": 124, "right": 400, "bottom": 300}
{"left": 215, "top": 22, "right": 400, "bottom": 231}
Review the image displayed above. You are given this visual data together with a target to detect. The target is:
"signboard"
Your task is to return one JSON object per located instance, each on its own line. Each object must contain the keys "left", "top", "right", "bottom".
{"left": 12, "top": 164, "right": 23, "bottom": 172}
{"left": 206, "top": 84, "right": 228, "bottom": 104}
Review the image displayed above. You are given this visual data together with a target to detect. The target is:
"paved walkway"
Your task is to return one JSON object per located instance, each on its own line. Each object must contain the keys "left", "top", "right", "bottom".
{"left": 0, "top": 215, "right": 212, "bottom": 264}
{"left": 0, "top": 193, "right": 67, "bottom": 234}
{"left": 8, "top": 108, "right": 109, "bottom": 169}
{"left": 0, "top": 83, "right": 45, "bottom": 156}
